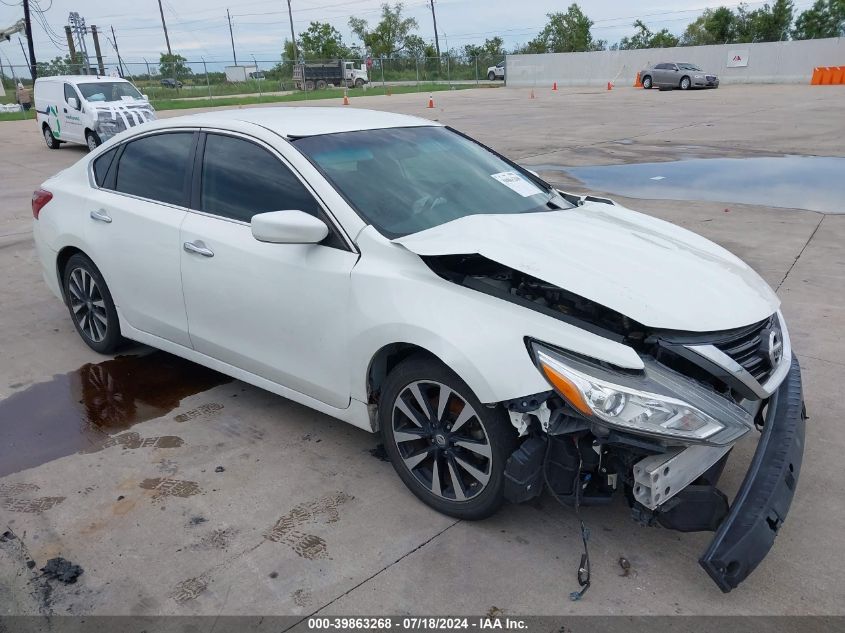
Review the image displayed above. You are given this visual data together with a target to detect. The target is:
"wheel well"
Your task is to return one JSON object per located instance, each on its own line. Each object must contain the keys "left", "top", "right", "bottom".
{"left": 642, "top": 74, "right": 651, "bottom": 82}
{"left": 56, "top": 246, "right": 83, "bottom": 301}
{"left": 367, "top": 343, "right": 438, "bottom": 405}
{"left": 680, "top": 75, "right": 690, "bottom": 85}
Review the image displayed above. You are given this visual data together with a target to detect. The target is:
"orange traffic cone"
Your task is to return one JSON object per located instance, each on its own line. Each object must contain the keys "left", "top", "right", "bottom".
{"left": 427, "top": 94, "right": 434, "bottom": 108}
{"left": 634, "top": 72, "right": 642, "bottom": 88}
{"left": 530, "top": 88, "right": 535, "bottom": 99}
{"left": 607, "top": 81, "right": 613, "bottom": 91}
{"left": 343, "top": 91, "right": 350, "bottom": 106}
{"left": 552, "top": 82, "right": 557, "bottom": 91}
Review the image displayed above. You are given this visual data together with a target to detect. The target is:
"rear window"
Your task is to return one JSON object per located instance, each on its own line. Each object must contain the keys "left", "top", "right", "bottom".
{"left": 114, "top": 132, "right": 195, "bottom": 206}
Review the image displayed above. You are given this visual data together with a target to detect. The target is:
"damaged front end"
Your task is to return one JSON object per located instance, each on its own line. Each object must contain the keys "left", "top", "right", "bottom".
{"left": 426, "top": 253, "right": 804, "bottom": 592}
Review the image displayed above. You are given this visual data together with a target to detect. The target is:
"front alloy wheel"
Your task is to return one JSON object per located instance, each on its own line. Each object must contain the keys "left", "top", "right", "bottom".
{"left": 380, "top": 356, "right": 516, "bottom": 519}
{"left": 680, "top": 76, "right": 691, "bottom": 90}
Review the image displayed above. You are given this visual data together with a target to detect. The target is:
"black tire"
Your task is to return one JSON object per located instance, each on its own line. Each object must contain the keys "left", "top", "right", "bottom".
{"left": 680, "top": 75, "right": 691, "bottom": 90}
{"left": 642, "top": 75, "right": 653, "bottom": 89}
{"left": 487, "top": 71, "right": 496, "bottom": 81}
{"left": 305, "top": 80, "right": 315, "bottom": 91}
{"left": 354, "top": 78, "right": 365, "bottom": 88}
{"left": 316, "top": 79, "right": 327, "bottom": 90}
{"left": 62, "top": 253, "right": 122, "bottom": 354}
{"left": 85, "top": 130, "right": 102, "bottom": 152}
{"left": 43, "top": 124, "right": 61, "bottom": 149}
{"left": 379, "top": 355, "right": 517, "bottom": 520}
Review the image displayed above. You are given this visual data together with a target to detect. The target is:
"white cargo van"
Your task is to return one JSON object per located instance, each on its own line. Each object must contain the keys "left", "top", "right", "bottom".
{"left": 35, "top": 75, "right": 156, "bottom": 151}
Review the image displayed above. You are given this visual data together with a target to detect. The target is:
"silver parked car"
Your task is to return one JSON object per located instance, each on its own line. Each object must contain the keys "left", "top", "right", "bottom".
{"left": 640, "top": 62, "right": 719, "bottom": 90}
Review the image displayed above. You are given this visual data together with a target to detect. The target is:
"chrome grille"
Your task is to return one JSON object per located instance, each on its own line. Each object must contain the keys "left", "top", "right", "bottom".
{"left": 713, "top": 316, "right": 776, "bottom": 383}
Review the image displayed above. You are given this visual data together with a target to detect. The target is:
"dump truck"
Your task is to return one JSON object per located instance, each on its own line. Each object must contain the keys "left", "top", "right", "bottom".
{"left": 293, "top": 61, "right": 369, "bottom": 90}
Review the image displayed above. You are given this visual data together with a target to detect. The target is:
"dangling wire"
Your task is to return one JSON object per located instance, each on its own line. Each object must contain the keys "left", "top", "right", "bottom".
{"left": 543, "top": 435, "right": 592, "bottom": 601}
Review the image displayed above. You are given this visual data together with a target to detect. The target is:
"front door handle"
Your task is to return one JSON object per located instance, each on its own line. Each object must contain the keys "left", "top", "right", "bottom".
{"left": 90, "top": 209, "right": 112, "bottom": 223}
{"left": 183, "top": 240, "right": 214, "bottom": 258}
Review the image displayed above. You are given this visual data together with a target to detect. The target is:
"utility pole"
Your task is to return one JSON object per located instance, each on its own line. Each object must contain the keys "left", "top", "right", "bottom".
{"left": 227, "top": 9, "right": 237, "bottom": 66}
{"left": 286, "top": 0, "right": 298, "bottom": 62}
{"left": 157, "top": 0, "right": 172, "bottom": 56}
{"left": 91, "top": 25, "right": 105, "bottom": 75}
{"left": 64, "top": 25, "right": 77, "bottom": 68}
{"left": 22, "top": 0, "right": 37, "bottom": 79}
{"left": 429, "top": 0, "right": 441, "bottom": 58}
{"left": 110, "top": 26, "right": 125, "bottom": 77}
{"left": 69, "top": 13, "right": 91, "bottom": 74}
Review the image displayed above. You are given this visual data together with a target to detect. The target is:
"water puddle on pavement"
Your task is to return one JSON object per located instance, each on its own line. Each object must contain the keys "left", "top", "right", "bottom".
{"left": 529, "top": 155, "right": 845, "bottom": 213}
{"left": 0, "top": 352, "right": 231, "bottom": 478}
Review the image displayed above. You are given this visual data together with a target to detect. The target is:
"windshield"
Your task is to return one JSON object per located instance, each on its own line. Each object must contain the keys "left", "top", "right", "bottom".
{"left": 77, "top": 81, "right": 143, "bottom": 102}
{"left": 293, "top": 126, "right": 571, "bottom": 237}
{"left": 678, "top": 63, "right": 702, "bottom": 71}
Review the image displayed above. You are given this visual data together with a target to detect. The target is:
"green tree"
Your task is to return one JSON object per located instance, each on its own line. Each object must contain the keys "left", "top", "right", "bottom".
{"left": 735, "top": 0, "right": 794, "bottom": 41}
{"left": 298, "top": 21, "right": 350, "bottom": 60}
{"left": 619, "top": 19, "right": 680, "bottom": 49}
{"left": 348, "top": 2, "right": 419, "bottom": 57}
{"left": 681, "top": 7, "right": 737, "bottom": 45}
{"left": 792, "top": 0, "right": 845, "bottom": 38}
{"left": 35, "top": 53, "right": 85, "bottom": 77}
{"left": 159, "top": 53, "right": 191, "bottom": 78}
{"left": 528, "top": 4, "right": 604, "bottom": 53}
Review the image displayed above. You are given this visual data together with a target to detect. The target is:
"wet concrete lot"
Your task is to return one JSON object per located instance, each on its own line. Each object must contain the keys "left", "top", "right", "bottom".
{"left": 1, "top": 85, "right": 844, "bottom": 617}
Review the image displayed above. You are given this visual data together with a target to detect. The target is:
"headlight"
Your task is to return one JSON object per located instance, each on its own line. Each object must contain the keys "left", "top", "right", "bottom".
{"left": 531, "top": 342, "right": 752, "bottom": 445}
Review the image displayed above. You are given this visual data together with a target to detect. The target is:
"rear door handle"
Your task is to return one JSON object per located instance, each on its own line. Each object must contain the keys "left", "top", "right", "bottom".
{"left": 90, "top": 209, "right": 112, "bottom": 223}
{"left": 183, "top": 240, "right": 214, "bottom": 258}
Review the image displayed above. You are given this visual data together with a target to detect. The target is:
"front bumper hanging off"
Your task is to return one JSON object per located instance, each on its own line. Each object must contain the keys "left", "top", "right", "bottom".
{"left": 699, "top": 355, "right": 805, "bottom": 592}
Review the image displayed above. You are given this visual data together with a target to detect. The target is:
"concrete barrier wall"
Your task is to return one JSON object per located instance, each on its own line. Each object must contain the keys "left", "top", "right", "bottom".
{"left": 506, "top": 37, "right": 845, "bottom": 87}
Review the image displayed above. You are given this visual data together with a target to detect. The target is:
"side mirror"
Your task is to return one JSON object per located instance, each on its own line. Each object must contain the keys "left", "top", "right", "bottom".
{"left": 67, "top": 96, "right": 79, "bottom": 110}
{"left": 251, "top": 210, "right": 329, "bottom": 244}
{"left": 142, "top": 94, "right": 149, "bottom": 101}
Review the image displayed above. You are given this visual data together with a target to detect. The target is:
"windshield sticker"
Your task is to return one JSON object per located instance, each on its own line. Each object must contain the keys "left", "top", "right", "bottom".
{"left": 490, "top": 171, "right": 543, "bottom": 197}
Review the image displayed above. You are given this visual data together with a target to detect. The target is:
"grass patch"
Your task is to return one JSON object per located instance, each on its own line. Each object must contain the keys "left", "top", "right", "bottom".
{"left": 150, "top": 82, "right": 487, "bottom": 111}
{"left": 0, "top": 110, "right": 34, "bottom": 122}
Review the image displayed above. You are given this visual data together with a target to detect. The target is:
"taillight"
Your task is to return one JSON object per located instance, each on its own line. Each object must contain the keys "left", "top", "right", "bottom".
{"left": 32, "top": 189, "right": 53, "bottom": 219}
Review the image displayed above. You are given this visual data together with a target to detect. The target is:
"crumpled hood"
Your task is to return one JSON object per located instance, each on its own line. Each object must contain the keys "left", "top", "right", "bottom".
{"left": 393, "top": 203, "right": 779, "bottom": 332}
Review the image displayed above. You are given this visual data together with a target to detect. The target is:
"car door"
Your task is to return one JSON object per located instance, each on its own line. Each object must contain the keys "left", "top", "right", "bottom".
{"left": 62, "top": 83, "right": 84, "bottom": 142}
{"left": 179, "top": 131, "right": 358, "bottom": 408}
{"left": 84, "top": 130, "right": 197, "bottom": 347}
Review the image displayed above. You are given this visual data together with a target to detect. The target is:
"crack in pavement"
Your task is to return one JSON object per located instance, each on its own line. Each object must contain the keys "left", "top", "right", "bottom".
{"left": 777, "top": 214, "right": 825, "bottom": 291}
{"left": 285, "top": 519, "right": 461, "bottom": 631}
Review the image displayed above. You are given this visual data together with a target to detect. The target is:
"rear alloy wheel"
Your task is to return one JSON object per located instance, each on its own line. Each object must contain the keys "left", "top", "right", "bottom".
{"left": 380, "top": 356, "right": 516, "bottom": 520}
{"left": 642, "top": 75, "right": 653, "bottom": 89}
{"left": 680, "top": 76, "right": 691, "bottom": 90}
{"left": 86, "top": 131, "right": 101, "bottom": 152}
{"left": 63, "top": 253, "right": 122, "bottom": 354}
{"left": 43, "top": 125, "right": 61, "bottom": 149}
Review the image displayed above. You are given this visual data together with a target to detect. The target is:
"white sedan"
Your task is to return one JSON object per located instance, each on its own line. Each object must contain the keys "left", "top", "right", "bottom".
{"left": 32, "top": 107, "right": 803, "bottom": 591}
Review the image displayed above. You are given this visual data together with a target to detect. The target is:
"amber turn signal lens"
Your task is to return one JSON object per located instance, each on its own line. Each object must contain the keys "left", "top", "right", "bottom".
{"left": 540, "top": 363, "right": 592, "bottom": 416}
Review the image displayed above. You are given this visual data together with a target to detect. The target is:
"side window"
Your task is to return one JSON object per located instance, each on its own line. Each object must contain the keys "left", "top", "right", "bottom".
{"left": 115, "top": 132, "right": 194, "bottom": 206}
{"left": 92, "top": 147, "right": 118, "bottom": 187}
{"left": 64, "top": 83, "right": 77, "bottom": 104}
{"left": 200, "top": 133, "right": 321, "bottom": 223}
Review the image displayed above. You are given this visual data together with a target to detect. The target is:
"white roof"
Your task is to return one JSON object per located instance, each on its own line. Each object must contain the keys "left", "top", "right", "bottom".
{"left": 173, "top": 107, "right": 441, "bottom": 138}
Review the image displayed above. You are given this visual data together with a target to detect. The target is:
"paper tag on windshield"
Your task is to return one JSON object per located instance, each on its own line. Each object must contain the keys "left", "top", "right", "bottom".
{"left": 490, "top": 171, "right": 543, "bottom": 197}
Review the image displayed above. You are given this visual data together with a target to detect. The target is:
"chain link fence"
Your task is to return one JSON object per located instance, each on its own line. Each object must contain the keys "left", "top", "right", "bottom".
{"left": 1, "top": 55, "right": 504, "bottom": 116}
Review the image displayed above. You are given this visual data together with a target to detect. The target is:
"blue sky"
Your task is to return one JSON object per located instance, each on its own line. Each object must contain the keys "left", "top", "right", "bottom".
{"left": 0, "top": 0, "right": 815, "bottom": 71}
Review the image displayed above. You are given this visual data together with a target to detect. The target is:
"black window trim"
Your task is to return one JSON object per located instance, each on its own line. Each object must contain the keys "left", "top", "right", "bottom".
{"left": 190, "top": 128, "right": 355, "bottom": 253}
{"left": 87, "top": 128, "right": 200, "bottom": 211}
{"left": 63, "top": 82, "right": 80, "bottom": 105}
